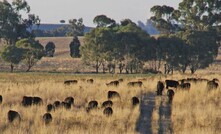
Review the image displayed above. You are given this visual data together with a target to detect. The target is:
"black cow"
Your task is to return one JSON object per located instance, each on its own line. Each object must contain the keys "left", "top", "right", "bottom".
{"left": 108, "top": 91, "right": 120, "bottom": 99}
{"left": 64, "top": 80, "right": 78, "bottom": 85}
{"left": 53, "top": 101, "right": 61, "bottom": 108}
{"left": 22, "top": 96, "right": 33, "bottom": 106}
{"left": 167, "top": 89, "right": 175, "bottom": 103}
{"left": 103, "top": 107, "right": 113, "bottom": 116}
{"left": 132, "top": 97, "right": 139, "bottom": 106}
{"left": 179, "top": 83, "right": 191, "bottom": 90}
{"left": 87, "top": 79, "right": 94, "bottom": 84}
{"left": 32, "top": 97, "right": 43, "bottom": 105}
{"left": 86, "top": 100, "right": 98, "bottom": 113}
{"left": 88, "top": 100, "right": 98, "bottom": 109}
{"left": 47, "top": 104, "right": 55, "bottom": 112}
{"left": 43, "top": 113, "right": 52, "bottom": 124}
{"left": 207, "top": 79, "right": 219, "bottom": 90}
{"left": 106, "top": 80, "right": 119, "bottom": 87}
{"left": 156, "top": 81, "right": 164, "bottom": 95}
{"left": 102, "top": 100, "right": 113, "bottom": 108}
{"left": 61, "top": 101, "right": 71, "bottom": 109}
{"left": 64, "top": 97, "right": 74, "bottom": 105}
{"left": 165, "top": 80, "right": 179, "bottom": 89}
{"left": 22, "top": 96, "right": 43, "bottom": 106}
{"left": 0, "top": 95, "right": 2, "bottom": 104}
{"left": 8, "top": 110, "right": 21, "bottom": 122}
{"left": 127, "top": 81, "right": 143, "bottom": 87}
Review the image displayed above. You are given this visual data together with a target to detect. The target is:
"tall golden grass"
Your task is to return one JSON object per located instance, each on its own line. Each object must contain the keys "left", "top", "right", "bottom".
{"left": 0, "top": 72, "right": 220, "bottom": 133}
{"left": 0, "top": 73, "right": 156, "bottom": 134}
{"left": 172, "top": 74, "right": 221, "bottom": 134}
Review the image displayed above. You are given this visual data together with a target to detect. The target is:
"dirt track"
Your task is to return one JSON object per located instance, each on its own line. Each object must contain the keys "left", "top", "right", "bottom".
{"left": 136, "top": 92, "right": 173, "bottom": 134}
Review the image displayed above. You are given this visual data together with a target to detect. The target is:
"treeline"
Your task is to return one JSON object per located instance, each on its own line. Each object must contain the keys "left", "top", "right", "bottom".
{"left": 80, "top": 18, "right": 219, "bottom": 74}
{"left": 32, "top": 23, "right": 92, "bottom": 37}
{"left": 80, "top": 0, "right": 221, "bottom": 74}
{"left": 0, "top": 0, "right": 220, "bottom": 74}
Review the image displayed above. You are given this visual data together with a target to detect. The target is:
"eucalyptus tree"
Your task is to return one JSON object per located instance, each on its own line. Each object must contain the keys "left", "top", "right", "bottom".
{"left": 16, "top": 38, "right": 44, "bottom": 72}
{"left": 0, "top": 0, "right": 40, "bottom": 45}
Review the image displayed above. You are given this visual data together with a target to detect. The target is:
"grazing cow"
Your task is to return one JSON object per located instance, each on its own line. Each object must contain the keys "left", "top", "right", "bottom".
{"left": 179, "top": 82, "right": 191, "bottom": 90}
{"left": 86, "top": 100, "right": 98, "bottom": 113}
{"left": 43, "top": 113, "right": 52, "bottom": 124}
{"left": 0, "top": 95, "right": 2, "bottom": 104}
{"left": 167, "top": 89, "right": 175, "bottom": 103}
{"left": 22, "top": 96, "right": 43, "bottom": 106}
{"left": 108, "top": 91, "right": 120, "bottom": 99}
{"left": 106, "top": 80, "right": 119, "bottom": 87}
{"left": 32, "top": 97, "right": 43, "bottom": 105}
{"left": 103, "top": 107, "right": 113, "bottom": 116}
{"left": 22, "top": 96, "right": 33, "bottom": 106}
{"left": 53, "top": 101, "right": 61, "bottom": 108}
{"left": 207, "top": 79, "right": 219, "bottom": 90}
{"left": 61, "top": 102, "right": 71, "bottom": 109}
{"left": 102, "top": 100, "right": 113, "bottom": 108}
{"left": 212, "top": 78, "right": 219, "bottom": 82}
{"left": 156, "top": 81, "right": 164, "bottom": 95}
{"left": 88, "top": 101, "right": 98, "bottom": 109}
{"left": 127, "top": 81, "right": 143, "bottom": 87}
{"left": 64, "top": 97, "right": 74, "bottom": 105}
{"left": 165, "top": 80, "right": 179, "bottom": 89}
{"left": 87, "top": 79, "right": 94, "bottom": 84}
{"left": 64, "top": 80, "right": 78, "bottom": 85}
{"left": 8, "top": 110, "right": 21, "bottom": 122}
{"left": 131, "top": 97, "right": 139, "bottom": 106}
{"left": 47, "top": 104, "right": 55, "bottom": 112}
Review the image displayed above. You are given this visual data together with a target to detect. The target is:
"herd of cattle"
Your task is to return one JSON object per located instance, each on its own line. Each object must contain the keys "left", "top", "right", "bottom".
{"left": 157, "top": 77, "right": 219, "bottom": 103}
{"left": 1, "top": 78, "right": 142, "bottom": 125}
{"left": 1, "top": 77, "right": 219, "bottom": 125}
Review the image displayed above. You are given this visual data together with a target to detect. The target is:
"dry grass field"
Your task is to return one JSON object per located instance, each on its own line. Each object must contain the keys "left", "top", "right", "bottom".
{"left": 0, "top": 72, "right": 220, "bottom": 134}
{"left": 0, "top": 37, "right": 221, "bottom": 133}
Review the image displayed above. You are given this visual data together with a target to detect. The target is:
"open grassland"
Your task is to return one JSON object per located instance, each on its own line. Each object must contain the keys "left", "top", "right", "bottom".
{"left": 0, "top": 73, "right": 220, "bottom": 133}
{"left": 0, "top": 73, "right": 158, "bottom": 134}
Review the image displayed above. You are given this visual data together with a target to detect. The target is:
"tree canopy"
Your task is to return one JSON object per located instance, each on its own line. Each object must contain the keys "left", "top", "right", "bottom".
{"left": 0, "top": 0, "right": 40, "bottom": 45}
{"left": 16, "top": 38, "right": 44, "bottom": 72}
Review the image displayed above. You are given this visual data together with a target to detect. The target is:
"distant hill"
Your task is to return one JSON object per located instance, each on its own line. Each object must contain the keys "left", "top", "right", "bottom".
{"left": 31, "top": 24, "right": 93, "bottom": 37}
{"left": 32, "top": 20, "right": 158, "bottom": 37}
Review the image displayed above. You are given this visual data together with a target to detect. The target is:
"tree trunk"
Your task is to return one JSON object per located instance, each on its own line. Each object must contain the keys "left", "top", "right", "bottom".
{"left": 119, "top": 63, "right": 124, "bottom": 74}
{"left": 181, "top": 66, "right": 187, "bottom": 74}
{"left": 190, "top": 67, "right": 196, "bottom": 74}
{"left": 164, "top": 64, "right": 167, "bottom": 74}
{"left": 95, "top": 61, "right": 99, "bottom": 73}
{"left": 158, "top": 59, "right": 161, "bottom": 71}
{"left": 130, "top": 65, "right": 133, "bottom": 74}
{"left": 10, "top": 64, "right": 14, "bottom": 73}
{"left": 102, "top": 63, "right": 105, "bottom": 74}
{"left": 26, "top": 65, "right": 32, "bottom": 72}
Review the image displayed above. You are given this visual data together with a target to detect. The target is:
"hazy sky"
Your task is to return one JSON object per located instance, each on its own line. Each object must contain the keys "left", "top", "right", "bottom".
{"left": 9, "top": 0, "right": 182, "bottom": 26}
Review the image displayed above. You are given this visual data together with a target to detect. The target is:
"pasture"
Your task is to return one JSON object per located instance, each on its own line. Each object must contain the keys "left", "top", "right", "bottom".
{"left": 0, "top": 72, "right": 220, "bottom": 134}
